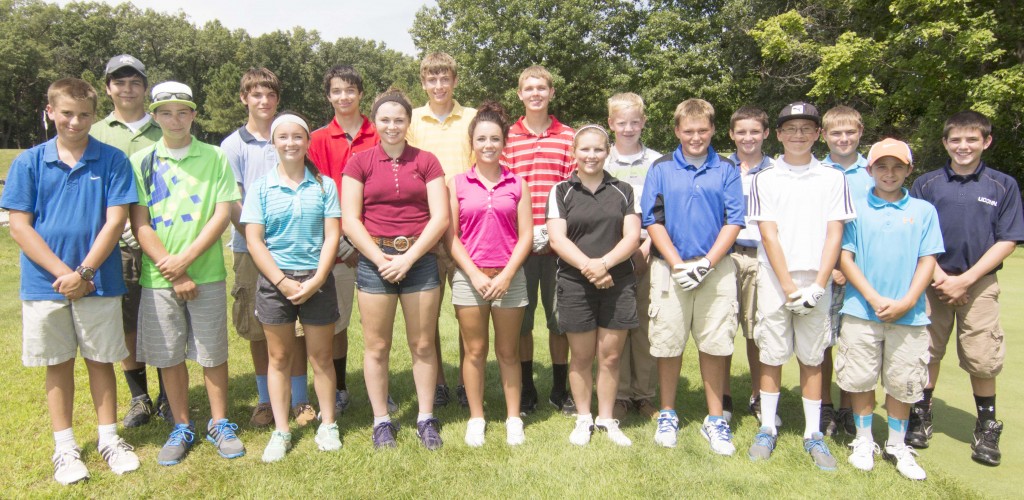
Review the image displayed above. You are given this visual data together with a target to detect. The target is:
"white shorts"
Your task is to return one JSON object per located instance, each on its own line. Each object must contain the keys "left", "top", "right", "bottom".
{"left": 137, "top": 282, "right": 229, "bottom": 368}
{"left": 333, "top": 263, "right": 356, "bottom": 333}
{"left": 754, "top": 267, "right": 832, "bottom": 366}
{"left": 22, "top": 297, "right": 127, "bottom": 366}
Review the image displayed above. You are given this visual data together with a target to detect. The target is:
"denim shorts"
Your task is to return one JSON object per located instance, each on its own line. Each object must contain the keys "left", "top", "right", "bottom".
{"left": 356, "top": 246, "right": 440, "bottom": 295}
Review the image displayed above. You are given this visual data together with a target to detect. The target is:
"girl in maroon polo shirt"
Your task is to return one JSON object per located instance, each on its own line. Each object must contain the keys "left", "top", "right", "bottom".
{"left": 341, "top": 88, "right": 450, "bottom": 450}
{"left": 445, "top": 101, "right": 533, "bottom": 447}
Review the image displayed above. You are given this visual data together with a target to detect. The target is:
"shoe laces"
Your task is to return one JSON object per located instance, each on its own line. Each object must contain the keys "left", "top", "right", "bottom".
{"left": 53, "top": 447, "right": 82, "bottom": 466}
{"left": 709, "top": 419, "right": 733, "bottom": 441}
{"left": 657, "top": 414, "right": 678, "bottom": 433}
{"left": 211, "top": 420, "right": 239, "bottom": 440}
{"left": 753, "top": 430, "right": 775, "bottom": 449}
{"left": 373, "top": 421, "right": 397, "bottom": 442}
{"left": 978, "top": 421, "right": 1003, "bottom": 447}
{"left": 806, "top": 437, "right": 833, "bottom": 457}
{"left": 850, "top": 437, "right": 880, "bottom": 456}
{"left": 419, "top": 418, "right": 442, "bottom": 435}
{"left": 888, "top": 443, "right": 919, "bottom": 461}
{"left": 168, "top": 426, "right": 195, "bottom": 447}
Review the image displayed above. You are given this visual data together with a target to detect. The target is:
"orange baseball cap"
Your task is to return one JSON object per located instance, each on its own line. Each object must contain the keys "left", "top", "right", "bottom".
{"left": 867, "top": 138, "right": 913, "bottom": 166}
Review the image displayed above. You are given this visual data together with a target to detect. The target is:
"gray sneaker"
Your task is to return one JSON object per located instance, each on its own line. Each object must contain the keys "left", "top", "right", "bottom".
{"left": 387, "top": 394, "right": 399, "bottom": 413}
{"left": 206, "top": 419, "right": 245, "bottom": 459}
{"left": 123, "top": 394, "right": 153, "bottom": 428}
{"left": 748, "top": 426, "right": 776, "bottom": 461}
{"left": 804, "top": 432, "right": 838, "bottom": 471}
{"left": 158, "top": 423, "right": 195, "bottom": 466}
{"left": 335, "top": 389, "right": 351, "bottom": 414}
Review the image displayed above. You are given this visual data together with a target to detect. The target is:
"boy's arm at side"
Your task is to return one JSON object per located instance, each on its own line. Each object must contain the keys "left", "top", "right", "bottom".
{"left": 934, "top": 241, "right": 1016, "bottom": 303}
{"left": 883, "top": 255, "right": 938, "bottom": 322}
{"left": 705, "top": 225, "right": 741, "bottom": 267}
{"left": 839, "top": 249, "right": 886, "bottom": 313}
{"left": 56, "top": 204, "right": 130, "bottom": 296}
{"left": 229, "top": 184, "right": 245, "bottom": 235}
{"left": 157, "top": 201, "right": 232, "bottom": 281}
{"left": 815, "top": 220, "right": 844, "bottom": 289}
{"left": 758, "top": 220, "right": 797, "bottom": 296}
{"left": 647, "top": 224, "right": 682, "bottom": 267}
{"left": 8, "top": 210, "right": 78, "bottom": 287}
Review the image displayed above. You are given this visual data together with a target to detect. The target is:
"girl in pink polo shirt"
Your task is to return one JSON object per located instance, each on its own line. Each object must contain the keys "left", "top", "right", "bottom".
{"left": 446, "top": 101, "right": 533, "bottom": 447}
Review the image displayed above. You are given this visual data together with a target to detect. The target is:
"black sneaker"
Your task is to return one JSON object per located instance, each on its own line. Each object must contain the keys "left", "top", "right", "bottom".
{"left": 155, "top": 394, "right": 174, "bottom": 425}
{"left": 971, "top": 419, "right": 1003, "bottom": 466}
{"left": 906, "top": 404, "right": 933, "bottom": 449}
{"left": 455, "top": 384, "right": 468, "bottom": 408}
{"left": 123, "top": 394, "right": 154, "bottom": 428}
{"left": 836, "top": 407, "right": 856, "bottom": 435}
{"left": 821, "top": 405, "right": 838, "bottom": 437}
{"left": 548, "top": 391, "right": 577, "bottom": 416}
{"left": 520, "top": 385, "right": 538, "bottom": 416}
{"left": 433, "top": 384, "right": 451, "bottom": 407}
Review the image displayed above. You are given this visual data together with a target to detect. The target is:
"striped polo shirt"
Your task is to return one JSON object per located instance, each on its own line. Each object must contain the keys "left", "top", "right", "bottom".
{"left": 407, "top": 101, "right": 477, "bottom": 181}
{"left": 240, "top": 165, "right": 341, "bottom": 270}
{"left": 500, "top": 116, "right": 576, "bottom": 226}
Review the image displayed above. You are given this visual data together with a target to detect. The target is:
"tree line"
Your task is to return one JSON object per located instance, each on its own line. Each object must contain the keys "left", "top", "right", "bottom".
{"left": 2, "top": 0, "right": 1022, "bottom": 180}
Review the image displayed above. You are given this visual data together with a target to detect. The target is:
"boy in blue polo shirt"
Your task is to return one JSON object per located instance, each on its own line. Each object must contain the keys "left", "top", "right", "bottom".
{"left": 839, "top": 139, "right": 942, "bottom": 480}
{"left": 909, "top": 111, "right": 1024, "bottom": 466}
{"left": 641, "top": 98, "right": 745, "bottom": 454}
{"left": 2, "top": 78, "right": 140, "bottom": 484}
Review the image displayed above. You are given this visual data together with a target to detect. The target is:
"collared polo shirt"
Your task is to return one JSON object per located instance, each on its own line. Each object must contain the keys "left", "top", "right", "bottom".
{"left": 90, "top": 112, "right": 162, "bottom": 157}
{"left": 730, "top": 153, "right": 774, "bottom": 248}
{"left": 130, "top": 137, "right": 241, "bottom": 288}
{"left": 840, "top": 189, "right": 944, "bottom": 325}
{"left": 308, "top": 115, "right": 380, "bottom": 200}
{"left": 910, "top": 161, "right": 1024, "bottom": 275}
{"left": 500, "top": 115, "right": 576, "bottom": 226}
{"left": 607, "top": 144, "right": 661, "bottom": 240}
{"left": 547, "top": 171, "right": 636, "bottom": 281}
{"left": 824, "top": 153, "right": 873, "bottom": 202}
{"left": 240, "top": 165, "right": 341, "bottom": 270}
{"left": 2, "top": 137, "right": 137, "bottom": 299}
{"left": 407, "top": 101, "right": 477, "bottom": 181}
{"left": 640, "top": 145, "right": 745, "bottom": 261}
{"left": 454, "top": 166, "right": 524, "bottom": 267}
{"left": 748, "top": 156, "right": 856, "bottom": 272}
{"left": 221, "top": 125, "right": 279, "bottom": 252}
{"left": 343, "top": 143, "right": 445, "bottom": 238}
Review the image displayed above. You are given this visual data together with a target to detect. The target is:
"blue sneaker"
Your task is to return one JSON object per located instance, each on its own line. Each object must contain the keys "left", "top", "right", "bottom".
{"left": 158, "top": 423, "right": 195, "bottom": 466}
{"left": 653, "top": 411, "right": 679, "bottom": 448}
{"left": 207, "top": 419, "right": 245, "bottom": 459}
{"left": 416, "top": 418, "right": 443, "bottom": 451}
{"left": 748, "top": 426, "right": 776, "bottom": 461}
{"left": 804, "top": 432, "right": 837, "bottom": 470}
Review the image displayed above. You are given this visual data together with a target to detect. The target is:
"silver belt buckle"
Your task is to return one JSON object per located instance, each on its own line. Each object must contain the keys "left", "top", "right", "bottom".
{"left": 393, "top": 236, "right": 411, "bottom": 252}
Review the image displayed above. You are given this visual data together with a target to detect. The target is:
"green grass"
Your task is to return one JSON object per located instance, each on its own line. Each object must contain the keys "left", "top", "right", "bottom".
{"left": 1, "top": 149, "right": 19, "bottom": 179}
{"left": 2, "top": 231, "right": 1022, "bottom": 498}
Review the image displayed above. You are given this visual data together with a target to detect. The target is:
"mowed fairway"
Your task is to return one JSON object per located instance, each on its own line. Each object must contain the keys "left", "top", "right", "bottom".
{"left": 0, "top": 147, "right": 1019, "bottom": 498}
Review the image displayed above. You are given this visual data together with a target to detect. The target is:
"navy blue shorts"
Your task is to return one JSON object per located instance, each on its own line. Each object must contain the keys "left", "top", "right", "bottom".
{"left": 356, "top": 247, "right": 440, "bottom": 295}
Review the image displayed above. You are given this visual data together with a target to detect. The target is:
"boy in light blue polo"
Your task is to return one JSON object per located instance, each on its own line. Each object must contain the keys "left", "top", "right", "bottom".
{"left": 838, "top": 139, "right": 943, "bottom": 481}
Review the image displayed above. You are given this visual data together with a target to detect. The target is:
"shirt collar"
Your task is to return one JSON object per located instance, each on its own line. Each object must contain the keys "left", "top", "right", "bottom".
{"left": 467, "top": 165, "right": 514, "bottom": 186}
{"left": 672, "top": 144, "right": 718, "bottom": 171}
{"left": 42, "top": 137, "right": 101, "bottom": 168}
{"left": 608, "top": 144, "right": 650, "bottom": 166}
{"left": 943, "top": 160, "right": 986, "bottom": 181}
{"left": 328, "top": 115, "right": 373, "bottom": 140}
{"left": 265, "top": 164, "right": 318, "bottom": 189}
{"left": 728, "top": 152, "right": 772, "bottom": 174}
{"left": 569, "top": 170, "right": 614, "bottom": 188}
{"left": 154, "top": 137, "right": 199, "bottom": 160}
{"left": 511, "top": 115, "right": 563, "bottom": 138}
{"left": 237, "top": 125, "right": 265, "bottom": 144}
{"left": 372, "top": 142, "right": 417, "bottom": 163}
{"left": 867, "top": 187, "right": 911, "bottom": 210}
{"left": 824, "top": 153, "right": 868, "bottom": 173}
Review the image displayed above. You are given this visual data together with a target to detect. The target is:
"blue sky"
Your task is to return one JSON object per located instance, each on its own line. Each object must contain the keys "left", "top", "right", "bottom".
{"left": 49, "top": 0, "right": 434, "bottom": 55}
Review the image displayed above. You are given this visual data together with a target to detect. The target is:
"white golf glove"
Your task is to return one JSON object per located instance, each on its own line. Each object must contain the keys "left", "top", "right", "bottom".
{"left": 532, "top": 225, "right": 549, "bottom": 253}
{"left": 121, "top": 222, "right": 140, "bottom": 250}
{"left": 337, "top": 236, "right": 356, "bottom": 260}
{"left": 785, "top": 283, "right": 826, "bottom": 316}
{"left": 672, "top": 258, "right": 713, "bottom": 291}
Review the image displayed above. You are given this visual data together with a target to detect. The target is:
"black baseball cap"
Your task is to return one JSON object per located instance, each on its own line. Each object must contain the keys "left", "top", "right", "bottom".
{"left": 777, "top": 101, "right": 821, "bottom": 128}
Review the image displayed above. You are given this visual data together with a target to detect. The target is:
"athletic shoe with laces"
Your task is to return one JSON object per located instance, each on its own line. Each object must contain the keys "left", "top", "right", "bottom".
{"left": 804, "top": 432, "right": 838, "bottom": 471}
{"left": 749, "top": 395, "right": 783, "bottom": 427}
{"left": 158, "top": 423, "right": 195, "bottom": 466}
{"left": 884, "top": 442, "right": 927, "bottom": 480}
{"left": 595, "top": 417, "right": 632, "bottom": 446}
{"left": 634, "top": 399, "right": 658, "bottom": 420}
{"left": 416, "top": 418, "right": 443, "bottom": 450}
{"left": 207, "top": 419, "right": 245, "bottom": 459}
{"left": 335, "top": 389, "right": 351, "bottom": 414}
{"left": 387, "top": 394, "right": 399, "bottom": 414}
{"left": 434, "top": 384, "right": 451, "bottom": 407}
{"left": 654, "top": 412, "right": 679, "bottom": 448}
{"left": 52, "top": 447, "right": 89, "bottom": 485}
{"left": 821, "top": 405, "right": 838, "bottom": 437}
{"left": 548, "top": 391, "right": 577, "bottom": 416}
{"left": 906, "top": 403, "right": 932, "bottom": 449}
{"left": 569, "top": 416, "right": 594, "bottom": 446}
{"left": 836, "top": 407, "right": 856, "bottom": 435}
{"left": 99, "top": 437, "right": 140, "bottom": 475}
{"left": 155, "top": 394, "right": 174, "bottom": 424}
{"left": 372, "top": 421, "right": 398, "bottom": 449}
{"left": 971, "top": 419, "right": 1003, "bottom": 466}
{"left": 456, "top": 385, "right": 469, "bottom": 408}
{"left": 700, "top": 416, "right": 736, "bottom": 456}
{"left": 292, "top": 403, "right": 316, "bottom": 427}
{"left": 613, "top": 399, "right": 631, "bottom": 421}
{"left": 748, "top": 426, "right": 776, "bottom": 461}
{"left": 315, "top": 422, "right": 342, "bottom": 451}
{"left": 506, "top": 417, "right": 526, "bottom": 446}
{"left": 520, "top": 385, "right": 538, "bottom": 416}
{"left": 847, "top": 435, "right": 880, "bottom": 471}
{"left": 123, "top": 394, "right": 154, "bottom": 428}
{"left": 465, "top": 417, "right": 486, "bottom": 447}
{"left": 261, "top": 430, "right": 291, "bottom": 463}
{"left": 249, "top": 402, "right": 274, "bottom": 427}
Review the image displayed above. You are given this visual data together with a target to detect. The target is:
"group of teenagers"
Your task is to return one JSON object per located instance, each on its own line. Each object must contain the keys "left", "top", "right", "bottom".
{"left": 5, "top": 50, "right": 1022, "bottom": 486}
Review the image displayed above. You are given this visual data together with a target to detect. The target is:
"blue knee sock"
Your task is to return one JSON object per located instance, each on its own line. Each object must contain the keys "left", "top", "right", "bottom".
{"left": 291, "top": 375, "right": 309, "bottom": 406}
{"left": 255, "top": 375, "right": 270, "bottom": 404}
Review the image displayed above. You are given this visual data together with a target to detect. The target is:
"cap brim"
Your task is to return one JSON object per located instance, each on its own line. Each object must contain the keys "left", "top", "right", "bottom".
{"left": 106, "top": 63, "right": 147, "bottom": 77}
{"left": 777, "top": 114, "right": 822, "bottom": 128}
{"left": 149, "top": 99, "right": 197, "bottom": 112}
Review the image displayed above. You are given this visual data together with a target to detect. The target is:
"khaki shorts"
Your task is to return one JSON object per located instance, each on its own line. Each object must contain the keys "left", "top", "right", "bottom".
{"left": 648, "top": 257, "right": 738, "bottom": 358}
{"left": 22, "top": 297, "right": 128, "bottom": 366}
{"left": 835, "top": 316, "right": 929, "bottom": 404}
{"left": 451, "top": 267, "right": 529, "bottom": 308}
{"left": 121, "top": 246, "right": 142, "bottom": 333}
{"left": 730, "top": 247, "right": 758, "bottom": 339}
{"left": 231, "top": 252, "right": 264, "bottom": 341}
{"left": 926, "top": 273, "right": 1005, "bottom": 378}
{"left": 333, "top": 263, "right": 356, "bottom": 333}
{"left": 754, "top": 268, "right": 832, "bottom": 366}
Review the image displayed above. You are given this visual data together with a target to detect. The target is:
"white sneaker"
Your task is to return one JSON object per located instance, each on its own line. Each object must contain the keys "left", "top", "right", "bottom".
{"left": 700, "top": 416, "right": 736, "bottom": 456}
{"left": 884, "top": 443, "right": 927, "bottom": 480}
{"left": 505, "top": 417, "right": 525, "bottom": 446}
{"left": 654, "top": 412, "right": 679, "bottom": 448}
{"left": 847, "top": 436, "right": 880, "bottom": 471}
{"left": 52, "top": 447, "right": 89, "bottom": 485}
{"left": 261, "top": 430, "right": 292, "bottom": 463}
{"left": 595, "top": 417, "right": 632, "bottom": 447}
{"left": 465, "top": 418, "right": 486, "bottom": 448}
{"left": 569, "top": 415, "right": 593, "bottom": 446}
{"left": 99, "top": 437, "right": 140, "bottom": 475}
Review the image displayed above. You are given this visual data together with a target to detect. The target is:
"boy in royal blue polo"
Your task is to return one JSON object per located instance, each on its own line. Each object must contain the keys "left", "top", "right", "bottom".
{"left": 839, "top": 139, "right": 942, "bottom": 480}
{"left": 2, "top": 78, "right": 140, "bottom": 484}
{"left": 909, "top": 111, "right": 1024, "bottom": 466}
{"left": 641, "top": 99, "right": 745, "bottom": 454}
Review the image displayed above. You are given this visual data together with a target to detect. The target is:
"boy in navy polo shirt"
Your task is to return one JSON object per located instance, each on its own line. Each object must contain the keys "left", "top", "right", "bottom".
{"left": 2, "top": 78, "right": 140, "bottom": 484}
{"left": 909, "top": 111, "right": 1024, "bottom": 466}
{"left": 839, "top": 139, "right": 942, "bottom": 480}
{"left": 641, "top": 99, "right": 745, "bottom": 454}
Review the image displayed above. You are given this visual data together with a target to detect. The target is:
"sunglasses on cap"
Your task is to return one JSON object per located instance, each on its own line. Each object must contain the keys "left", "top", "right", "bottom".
{"left": 153, "top": 92, "right": 193, "bottom": 102}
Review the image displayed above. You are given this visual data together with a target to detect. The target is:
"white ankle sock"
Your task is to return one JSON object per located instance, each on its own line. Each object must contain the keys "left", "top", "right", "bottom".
{"left": 417, "top": 412, "right": 433, "bottom": 423}
{"left": 372, "top": 414, "right": 391, "bottom": 426}
{"left": 97, "top": 423, "right": 118, "bottom": 448}
{"left": 54, "top": 428, "right": 76, "bottom": 451}
{"left": 802, "top": 397, "right": 822, "bottom": 439}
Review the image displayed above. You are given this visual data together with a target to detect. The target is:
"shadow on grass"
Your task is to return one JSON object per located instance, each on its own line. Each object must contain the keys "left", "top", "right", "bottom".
{"left": 932, "top": 397, "right": 976, "bottom": 445}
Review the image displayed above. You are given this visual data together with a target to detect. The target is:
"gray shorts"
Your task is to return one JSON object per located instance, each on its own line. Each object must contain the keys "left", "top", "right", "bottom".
{"left": 137, "top": 281, "right": 229, "bottom": 368}
{"left": 22, "top": 297, "right": 127, "bottom": 366}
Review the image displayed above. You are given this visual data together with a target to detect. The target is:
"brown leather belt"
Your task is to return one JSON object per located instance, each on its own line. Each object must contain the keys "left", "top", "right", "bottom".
{"left": 479, "top": 267, "right": 504, "bottom": 278}
{"left": 371, "top": 235, "right": 417, "bottom": 252}
{"left": 732, "top": 244, "right": 757, "bottom": 256}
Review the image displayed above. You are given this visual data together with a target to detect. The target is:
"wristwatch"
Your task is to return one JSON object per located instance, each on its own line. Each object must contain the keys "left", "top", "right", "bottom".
{"left": 76, "top": 265, "right": 96, "bottom": 282}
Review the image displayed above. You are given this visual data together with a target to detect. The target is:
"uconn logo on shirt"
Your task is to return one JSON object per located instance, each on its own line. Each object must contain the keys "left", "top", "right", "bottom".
{"left": 978, "top": 196, "right": 998, "bottom": 207}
